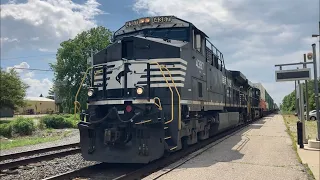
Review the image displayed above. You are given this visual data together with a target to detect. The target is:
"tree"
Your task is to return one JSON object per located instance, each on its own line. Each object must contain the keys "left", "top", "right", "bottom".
{"left": 281, "top": 79, "right": 320, "bottom": 112}
{"left": 50, "top": 26, "right": 112, "bottom": 113}
{"left": 46, "top": 87, "right": 54, "bottom": 100}
{"left": 0, "top": 69, "right": 29, "bottom": 110}
{"left": 39, "top": 94, "right": 43, "bottom": 97}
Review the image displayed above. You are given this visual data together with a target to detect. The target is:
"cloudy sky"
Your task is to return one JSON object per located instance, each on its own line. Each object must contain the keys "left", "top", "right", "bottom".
{"left": 1, "top": 0, "right": 319, "bottom": 105}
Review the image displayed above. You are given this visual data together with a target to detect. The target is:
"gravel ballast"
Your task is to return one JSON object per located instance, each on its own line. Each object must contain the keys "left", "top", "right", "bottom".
{"left": 0, "top": 129, "right": 134, "bottom": 180}
{"left": 0, "top": 153, "right": 137, "bottom": 180}
{"left": 0, "top": 153, "right": 97, "bottom": 180}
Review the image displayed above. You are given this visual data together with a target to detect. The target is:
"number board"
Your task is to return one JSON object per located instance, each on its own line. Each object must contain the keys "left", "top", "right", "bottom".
{"left": 275, "top": 68, "right": 311, "bottom": 82}
{"left": 125, "top": 16, "right": 173, "bottom": 27}
{"left": 152, "top": 16, "right": 172, "bottom": 23}
{"left": 125, "top": 19, "right": 140, "bottom": 27}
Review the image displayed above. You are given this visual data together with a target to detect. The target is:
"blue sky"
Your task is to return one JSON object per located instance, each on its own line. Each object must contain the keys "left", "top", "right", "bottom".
{"left": 1, "top": 0, "right": 319, "bottom": 106}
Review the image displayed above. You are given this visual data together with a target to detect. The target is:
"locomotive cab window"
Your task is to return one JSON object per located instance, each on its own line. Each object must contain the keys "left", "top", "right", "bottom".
{"left": 193, "top": 30, "right": 205, "bottom": 55}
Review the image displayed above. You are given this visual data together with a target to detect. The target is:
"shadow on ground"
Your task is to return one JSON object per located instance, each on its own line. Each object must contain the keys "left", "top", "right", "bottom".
{"left": 165, "top": 115, "right": 272, "bottom": 170}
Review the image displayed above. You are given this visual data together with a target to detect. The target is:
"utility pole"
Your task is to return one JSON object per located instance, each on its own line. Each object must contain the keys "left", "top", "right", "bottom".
{"left": 304, "top": 54, "right": 310, "bottom": 121}
{"left": 312, "top": 21, "right": 320, "bottom": 78}
{"left": 297, "top": 67, "right": 300, "bottom": 118}
{"left": 297, "top": 67, "right": 307, "bottom": 144}
{"left": 299, "top": 80, "right": 307, "bottom": 143}
{"left": 295, "top": 80, "right": 297, "bottom": 114}
{"left": 312, "top": 43, "right": 320, "bottom": 141}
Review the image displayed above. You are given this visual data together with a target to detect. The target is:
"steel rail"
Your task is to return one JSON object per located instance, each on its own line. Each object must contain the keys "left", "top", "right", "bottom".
{"left": 0, "top": 143, "right": 79, "bottom": 162}
{"left": 42, "top": 163, "right": 105, "bottom": 180}
{"left": 0, "top": 148, "right": 80, "bottom": 171}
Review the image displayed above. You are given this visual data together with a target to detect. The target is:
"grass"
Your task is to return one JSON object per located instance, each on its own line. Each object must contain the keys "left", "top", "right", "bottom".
{"left": 283, "top": 114, "right": 318, "bottom": 142}
{"left": 0, "top": 113, "right": 79, "bottom": 150}
{"left": 0, "top": 130, "right": 72, "bottom": 150}
{"left": 282, "top": 114, "right": 316, "bottom": 180}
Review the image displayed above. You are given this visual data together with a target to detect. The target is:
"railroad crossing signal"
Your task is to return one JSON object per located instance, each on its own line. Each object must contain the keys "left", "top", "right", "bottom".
{"left": 307, "top": 53, "right": 313, "bottom": 60}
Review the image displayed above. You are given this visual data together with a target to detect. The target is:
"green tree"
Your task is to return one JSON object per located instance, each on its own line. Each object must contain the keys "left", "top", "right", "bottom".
{"left": 50, "top": 26, "right": 112, "bottom": 113}
{"left": 281, "top": 79, "right": 320, "bottom": 112}
{"left": 0, "top": 69, "right": 29, "bottom": 110}
{"left": 46, "top": 87, "right": 54, "bottom": 100}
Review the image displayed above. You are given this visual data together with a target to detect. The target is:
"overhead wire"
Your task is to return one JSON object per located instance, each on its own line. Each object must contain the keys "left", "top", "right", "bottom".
{"left": 9, "top": 67, "right": 53, "bottom": 72}
{"left": 1, "top": 53, "right": 56, "bottom": 60}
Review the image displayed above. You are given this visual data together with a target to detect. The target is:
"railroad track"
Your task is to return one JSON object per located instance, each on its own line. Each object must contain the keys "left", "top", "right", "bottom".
{"left": 43, "top": 115, "right": 270, "bottom": 180}
{"left": 0, "top": 143, "right": 80, "bottom": 171}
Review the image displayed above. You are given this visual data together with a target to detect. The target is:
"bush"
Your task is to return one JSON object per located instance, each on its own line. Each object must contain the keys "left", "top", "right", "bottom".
{"left": 0, "top": 123, "right": 12, "bottom": 137}
{"left": 38, "top": 119, "right": 46, "bottom": 130}
{"left": 11, "top": 117, "right": 35, "bottom": 136}
{"left": 61, "top": 114, "right": 73, "bottom": 118}
{"left": 40, "top": 115, "right": 75, "bottom": 129}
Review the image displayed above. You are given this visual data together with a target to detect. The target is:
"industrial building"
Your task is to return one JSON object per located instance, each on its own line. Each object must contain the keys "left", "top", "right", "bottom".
{"left": 16, "top": 97, "right": 58, "bottom": 115}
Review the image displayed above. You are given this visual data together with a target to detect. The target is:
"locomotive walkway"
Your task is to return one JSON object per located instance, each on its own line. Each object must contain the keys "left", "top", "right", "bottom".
{"left": 143, "top": 114, "right": 318, "bottom": 180}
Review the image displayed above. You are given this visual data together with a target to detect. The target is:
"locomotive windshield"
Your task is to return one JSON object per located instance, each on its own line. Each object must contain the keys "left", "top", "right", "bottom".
{"left": 113, "top": 27, "right": 189, "bottom": 42}
{"left": 113, "top": 16, "right": 191, "bottom": 42}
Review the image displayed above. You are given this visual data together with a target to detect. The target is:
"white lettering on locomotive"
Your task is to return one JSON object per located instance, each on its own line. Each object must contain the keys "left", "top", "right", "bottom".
{"left": 196, "top": 59, "right": 204, "bottom": 70}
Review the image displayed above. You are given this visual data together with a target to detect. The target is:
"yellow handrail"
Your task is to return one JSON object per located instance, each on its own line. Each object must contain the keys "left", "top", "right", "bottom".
{"left": 150, "top": 62, "right": 174, "bottom": 125}
{"left": 154, "top": 97, "right": 163, "bottom": 110}
{"left": 161, "top": 66, "right": 181, "bottom": 130}
{"left": 74, "top": 66, "right": 93, "bottom": 120}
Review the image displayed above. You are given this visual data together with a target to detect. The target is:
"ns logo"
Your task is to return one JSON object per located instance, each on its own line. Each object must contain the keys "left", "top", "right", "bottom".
{"left": 196, "top": 59, "right": 204, "bottom": 70}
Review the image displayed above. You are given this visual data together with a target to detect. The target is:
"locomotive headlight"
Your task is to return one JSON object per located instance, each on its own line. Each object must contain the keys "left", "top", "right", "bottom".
{"left": 144, "top": 18, "right": 150, "bottom": 23}
{"left": 88, "top": 89, "right": 94, "bottom": 97}
{"left": 136, "top": 87, "right": 144, "bottom": 95}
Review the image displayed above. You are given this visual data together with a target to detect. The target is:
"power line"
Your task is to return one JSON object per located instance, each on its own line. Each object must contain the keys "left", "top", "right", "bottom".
{"left": 11, "top": 67, "right": 53, "bottom": 72}
{"left": 1, "top": 54, "right": 56, "bottom": 60}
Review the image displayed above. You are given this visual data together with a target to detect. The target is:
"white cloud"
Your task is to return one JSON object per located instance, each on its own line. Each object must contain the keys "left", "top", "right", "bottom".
{"left": 25, "top": 71, "right": 35, "bottom": 78}
{"left": 6, "top": 62, "right": 30, "bottom": 73}
{"left": 7, "top": 62, "right": 52, "bottom": 97}
{"left": 133, "top": 0, "right": 319, "bottom": 105}
{"left": 30, "top": 37, "right": 39, "bottom": 41}
{"left": 1, "top": 0, "right": 105, "bottom": 55}
{"left": 38, "top": 48, "right": 50, "bottom": 52}
{"left": 23, "top": 77, "right": 53, "bottom": 97}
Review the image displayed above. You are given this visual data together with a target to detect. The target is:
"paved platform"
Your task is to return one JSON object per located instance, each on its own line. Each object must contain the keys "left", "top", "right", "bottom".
{"left": 144, "top": 114, "right": 314, "bottom": 180}
{"left": 297, "top": 145, "right": 320, "bottom": 180}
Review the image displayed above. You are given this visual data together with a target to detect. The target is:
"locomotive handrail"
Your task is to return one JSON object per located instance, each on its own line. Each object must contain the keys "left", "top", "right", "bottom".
{"left": 74, "top": 66, "right": 93, "bottom": 120}
{"left": 150, "top": 62, "right": 181, "bottom": 130}
{"left": 153, "top": 97, "right": 163, "bottom": 110}
{"left": 150, "top": 62, "right": 175, "bottom": 126}
{"left": 161, "top": 66, "right": 181, "bottom": 130}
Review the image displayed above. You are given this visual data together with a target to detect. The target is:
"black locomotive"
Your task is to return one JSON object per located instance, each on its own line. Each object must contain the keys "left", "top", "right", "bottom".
{"left": 77, "top": 16, "right": 276, "bottom": 163}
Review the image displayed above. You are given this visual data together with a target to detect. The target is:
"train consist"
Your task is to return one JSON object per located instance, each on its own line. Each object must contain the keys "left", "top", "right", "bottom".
{"left": 77, "top": 16, "right": 277, "bottom": 164}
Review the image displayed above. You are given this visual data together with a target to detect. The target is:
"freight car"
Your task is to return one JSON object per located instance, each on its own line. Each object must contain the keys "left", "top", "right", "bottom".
{"left": 253, "top": 83, "right": 276, "bottom": 116}
{"left": 76, "top": 16, "right": 276, "bottom": 164}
